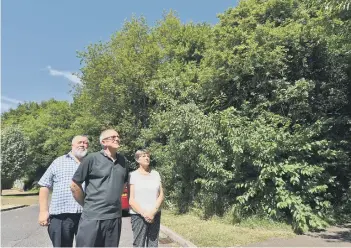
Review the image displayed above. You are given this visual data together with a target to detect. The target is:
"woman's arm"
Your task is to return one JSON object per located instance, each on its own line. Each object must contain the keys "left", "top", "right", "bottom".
{"left": 129, "top": 184, "right": 150, "bottom": 220}
{"left": 151, "top": 182, "right": 164, "bottom": 216}
{"left": 144, "top": 181, "right": 164, "bottom": 221}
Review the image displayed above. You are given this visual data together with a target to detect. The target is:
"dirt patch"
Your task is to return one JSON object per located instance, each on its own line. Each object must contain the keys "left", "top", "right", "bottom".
{"left": 159, "top": 232, "right": 181, "bottom": 247}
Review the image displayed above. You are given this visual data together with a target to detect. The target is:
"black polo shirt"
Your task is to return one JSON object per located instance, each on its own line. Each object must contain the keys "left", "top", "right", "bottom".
{"left": 72, "top": 150, "right": 128, "bottom": 220}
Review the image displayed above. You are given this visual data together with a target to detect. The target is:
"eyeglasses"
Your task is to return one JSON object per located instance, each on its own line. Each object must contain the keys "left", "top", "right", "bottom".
{"left": 103, "top": 135, "right": 120, "bottom": 141}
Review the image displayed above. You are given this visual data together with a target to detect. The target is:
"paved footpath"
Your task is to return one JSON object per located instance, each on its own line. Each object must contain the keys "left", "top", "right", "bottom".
{"left": 1, "top": 205, "right": 133, "bottom": 247}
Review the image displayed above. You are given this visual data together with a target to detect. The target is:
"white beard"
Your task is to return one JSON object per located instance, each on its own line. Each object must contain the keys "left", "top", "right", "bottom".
{"left": 73, "top": 149, "right": 88, "bottom": 159}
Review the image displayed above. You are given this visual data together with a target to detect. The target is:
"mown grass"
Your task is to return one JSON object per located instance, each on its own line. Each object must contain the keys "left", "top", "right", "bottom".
{"left": 27, "top": 188, "right": 40, "bottom": 194}
{"left": 161, "top": 210, "right": 295, "bottom": 247}
{"left": 1, "top": 195, "right": 39, "bottom": 207}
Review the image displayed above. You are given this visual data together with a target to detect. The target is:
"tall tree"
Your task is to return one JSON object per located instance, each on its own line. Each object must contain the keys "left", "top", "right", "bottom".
{"left": 1, "top": 126, "right": 29, "bottom": 193}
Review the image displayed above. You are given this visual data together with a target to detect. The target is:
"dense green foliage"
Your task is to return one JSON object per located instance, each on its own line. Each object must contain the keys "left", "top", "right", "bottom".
{"left": 2, "top": 0, "right": 350, "bottom": 232}
{"left": 1, "top": 126, "right": 29, "bottom": 192}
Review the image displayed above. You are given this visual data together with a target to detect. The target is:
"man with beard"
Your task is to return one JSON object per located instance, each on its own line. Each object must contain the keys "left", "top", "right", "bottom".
{"left": 38, "top": 135, "right": 89, "bottom": 247}
{"left": 71, "top": 129, "right": 128, "bottom": 247}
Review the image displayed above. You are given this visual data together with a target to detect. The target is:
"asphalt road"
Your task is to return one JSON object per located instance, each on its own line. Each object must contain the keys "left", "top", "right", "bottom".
{"left": 1, "top": 205, "right": 133, "bottom": 247}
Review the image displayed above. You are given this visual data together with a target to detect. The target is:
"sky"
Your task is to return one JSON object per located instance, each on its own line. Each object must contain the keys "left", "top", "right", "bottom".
{"left": 1, "top": 0, "right": 238, "bottom": 113}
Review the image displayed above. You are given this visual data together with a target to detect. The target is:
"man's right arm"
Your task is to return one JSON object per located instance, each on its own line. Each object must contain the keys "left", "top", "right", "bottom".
{"left": 37, "top": 163, "right": 55, "bottom": 226}
{"left": 39, "top": 187, "right": 50, "bottom": 212}
{"left": 38, "top": 187, "right": 50, "bottom": 225}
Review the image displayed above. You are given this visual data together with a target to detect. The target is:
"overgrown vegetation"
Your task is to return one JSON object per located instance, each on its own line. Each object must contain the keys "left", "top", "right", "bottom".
{"left": 2, "top": 0, "right": 350, "bottom": 233}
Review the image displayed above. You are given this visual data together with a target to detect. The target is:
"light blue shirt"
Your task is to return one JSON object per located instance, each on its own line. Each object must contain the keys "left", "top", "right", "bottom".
{"left": 38, "top": 153, "right": 83, "bottom": 215}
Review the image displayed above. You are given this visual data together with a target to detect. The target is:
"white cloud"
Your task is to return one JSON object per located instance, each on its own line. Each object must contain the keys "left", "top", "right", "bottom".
{"left": 2, "top": 96, "right": 23, "bottom": 104}
{"left": 47, "top": 66, "right": 81, "bottom": 84}
{"left": 1, "top": 96, "right": 23, "bottom": 113}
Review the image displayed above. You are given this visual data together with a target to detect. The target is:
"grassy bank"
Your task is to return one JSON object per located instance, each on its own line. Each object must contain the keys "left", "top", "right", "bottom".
{"left": 161, "top": 210, "right": 295, "bottom": 247}
{"left": 1, "top": 195, "right": 39, "bottom": 207}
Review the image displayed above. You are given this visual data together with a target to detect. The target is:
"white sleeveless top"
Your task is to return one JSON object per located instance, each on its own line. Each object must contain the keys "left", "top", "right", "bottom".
{"left": 129, "top": 170, "right": 161, "bottom": 214}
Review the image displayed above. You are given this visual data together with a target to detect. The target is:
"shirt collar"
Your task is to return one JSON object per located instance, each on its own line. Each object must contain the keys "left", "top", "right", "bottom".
{"left": 100, "top": 149, "right": 118, "bottom": 155}
{"left": 67, "top": 151, "right": 81, "bottom": 164}
{"left": 100, "top": 150, "right": 118, "bottom": 160}
{"left": 66, "top": 152, "right": 74, "bottom": 158}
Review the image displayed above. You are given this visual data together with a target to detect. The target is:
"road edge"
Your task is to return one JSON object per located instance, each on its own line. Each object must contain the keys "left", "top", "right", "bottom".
{"left": 1, "top": 205, "right": 28, "bottom": 212}
{"left": 160, "top": 224, "right": 197, "bottom": 247}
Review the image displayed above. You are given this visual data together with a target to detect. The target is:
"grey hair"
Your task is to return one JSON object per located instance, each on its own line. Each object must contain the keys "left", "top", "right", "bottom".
{"left": 71, "top": 135, "right": 88, "bottom": 145}
{"left": 135, "top": 149, "right": 150, "bottom": 161}
{"left": 99, "top": 129, "right": 117, "bottom": 144}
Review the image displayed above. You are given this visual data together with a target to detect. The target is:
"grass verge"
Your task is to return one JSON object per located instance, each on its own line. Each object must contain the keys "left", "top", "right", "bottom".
{"left": 1, "top": 195, "right": 39, "bottom": 207}
{"left": 161, "top": 210, "right": 295, "bottom": 247}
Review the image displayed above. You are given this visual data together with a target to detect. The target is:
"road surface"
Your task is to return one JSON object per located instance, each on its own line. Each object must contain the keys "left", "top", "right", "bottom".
{"left": 1, "top": 205, "right": 133, "bottom": 247}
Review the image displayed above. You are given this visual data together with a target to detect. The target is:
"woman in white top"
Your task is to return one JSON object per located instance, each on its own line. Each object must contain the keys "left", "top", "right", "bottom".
{"left": 129, "top": 149, "right": 164, "bottom": 247}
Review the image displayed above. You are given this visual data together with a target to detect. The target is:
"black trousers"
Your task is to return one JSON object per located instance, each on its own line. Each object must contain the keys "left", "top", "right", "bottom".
{"left": 75, "top": 216, "right": 122, "bottom": 247}
{"left": 48, "top": 213, "right": 81, "bottom": 247}
{"left": 131, "top": 212, "right": 161, "bottom": 247}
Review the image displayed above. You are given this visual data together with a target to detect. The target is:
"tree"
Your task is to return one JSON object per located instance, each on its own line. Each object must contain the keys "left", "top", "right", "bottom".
{"left": 199, "top": 0, "right": 350, "bottom": 230}
{"left": 2, "top": 99, "right": 78, "bottom": 185}
{"left": 1, "top": 126, "right": 29, "bottom": 194}
{"left": 74, "top": 12, "right": 212, "bottom": 159}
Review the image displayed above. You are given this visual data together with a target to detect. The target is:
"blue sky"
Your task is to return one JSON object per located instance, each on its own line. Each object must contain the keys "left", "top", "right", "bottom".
{"left": 1, "top": 0, "right": 238, "bottom": 113}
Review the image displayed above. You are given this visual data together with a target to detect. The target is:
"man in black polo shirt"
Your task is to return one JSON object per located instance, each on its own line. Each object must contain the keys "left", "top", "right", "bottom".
{"left": 70, "top": 129, "right": 128, "bottom": 247}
